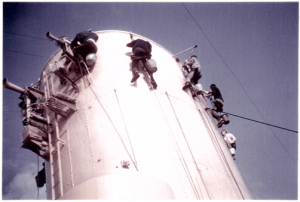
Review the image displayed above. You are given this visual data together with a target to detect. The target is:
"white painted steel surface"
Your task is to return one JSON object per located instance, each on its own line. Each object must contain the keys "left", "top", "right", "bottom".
{"left": 40, "top": 30, "right": 251, "bottom": 200}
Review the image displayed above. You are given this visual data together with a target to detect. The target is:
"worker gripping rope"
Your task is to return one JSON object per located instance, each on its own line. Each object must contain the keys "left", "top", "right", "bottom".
{"left": 182, "top": 55, "right": 202, "bottom": 92}
{"left": 126, "top": 32, "right": 158, "bottom": 89}
{"left": 70, "top": 29, "right": 99, "bottom": 73}
{"left": 180, "top": 54, "right": 203, "bottom": 97}
{"left": 203, "top": 84, "right": 230, "bottom": 128}
{"left": 46, "top": 30, "right": 98, "bottom": 75}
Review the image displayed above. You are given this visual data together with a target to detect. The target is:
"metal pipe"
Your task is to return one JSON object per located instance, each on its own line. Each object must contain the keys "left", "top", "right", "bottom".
{"left": 46, "top": 31, "right": 71, "bottom": 45}
{"left": 3, "top": 78, "right": 25, "bottom": 93}
{"left": 172, "top": 45, "right": 197, "bottom": 57}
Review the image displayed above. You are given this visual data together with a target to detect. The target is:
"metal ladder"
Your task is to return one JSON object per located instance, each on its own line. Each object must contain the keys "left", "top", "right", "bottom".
{"left": 44, "top": 70, "right": 66, "bottom": 199}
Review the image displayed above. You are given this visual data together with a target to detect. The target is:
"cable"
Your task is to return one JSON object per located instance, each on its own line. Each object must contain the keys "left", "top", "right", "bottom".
{"left": 4, "top": 49, "right": 48, "bottom": 58}
{"left": 114, "top": 89, "right": 138, "bottom": 168}
{"left": 205, "top": 108, "right": 298, "bottom": 165}
{"left": 182, "top": 3, "right": 297, "bottom": 166}
{"left": 4, "top": 31, "right": 46, "bottom": 40}
{"left": 224, "top": 111, "right": 298, "bottom": 165}
{"left": 36, "top": 70, "right": 55, "bottom": 89}
{"left": 193, "top": 97, "right": 245, "bottom": 199}
{"left": 151, "top": 90, "right": 201, "bottom": 199}
{"left": 235, "top": 159, "right": 256, "bottom": 199}
{"left": 165, "top": 91, "right": 209, "bottom": 199}
{"left": 223, "top": 111, "right": 297, "bottom": 133}
{"left": 201, "top": 104, "right": 246, "bottom": 199}
{"left": 201, "top": 96, "right": 294, "bottom": 198}
{"left": 186, "top": 47, "right": 196, "bottom": 61}
{"left": 83, "top": 63, "right": 138, "bottom": 171}
{"left": 37, "top": 155, "right": 39, "bottom": 199}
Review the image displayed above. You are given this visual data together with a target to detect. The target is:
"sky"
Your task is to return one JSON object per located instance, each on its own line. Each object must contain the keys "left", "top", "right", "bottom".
{"left": 1, "top": 2, "right": 298, "bottom": 200}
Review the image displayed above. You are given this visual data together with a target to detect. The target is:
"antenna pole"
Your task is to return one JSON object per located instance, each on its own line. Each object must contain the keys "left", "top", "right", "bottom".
{"left": 172, "top": 45, "right": 197, "bottom": 57}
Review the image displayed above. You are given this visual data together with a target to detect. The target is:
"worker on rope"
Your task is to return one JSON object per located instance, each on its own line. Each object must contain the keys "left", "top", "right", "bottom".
{"left": 70, "top": 29, "right": 99, "bottom": 71}
{"left": 182, "top": 55, "right": 202, "bottom": 91}
{"left": 221, "top": 129, "right": 236, "bottom": 159}
{"left": 204, "top": 84, "right": 229, "bottom": 128}
{"left": 126, "top": 33, "right": 158, "bottom": 89}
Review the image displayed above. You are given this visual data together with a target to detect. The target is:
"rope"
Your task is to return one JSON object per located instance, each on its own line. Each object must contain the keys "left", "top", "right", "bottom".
{"left": 195, "top": 169, "right": 209, "bottom": 199}
{"left": 165, "top": 91, "right": 209, "bottom": 199}
{"left": 114, "top": 89, "right": 138, "bottom": 169}
{"left": 4, "top": 31, "right": 46, "bottom": 40}
{"left": 36, "top": 70, "right": 55, "bottom": 88}
{"left": 196, "top": 107, "right": 224, "bottom": 198}
{"left": 37, "top": 155, "right": 39, "bottom": 199}
{"left": 194, "top": 100, "right": 225, "bottom": 199}
{"left": 150, "top": 90, "right": 201, "bottom": 199}
{"left": 235, "top": 159, "right": 256, "bottom": 199}
{"left": 200, "top": 101, "right": 245, "bottom": 199}
{"left": 212, "top": 110, "right": 297, "bottom": 165}
{"left": 4, "top": 49, "right": 48, "bottom": 58}
{"left": 186, "top": 47, "right": 196, "bottom": 61}
{"left": 172, "top": 45, "right": 197, "bottom": 57}
{"left": 192, "top": 95, "right": 244, "bottom": 199}
{"left": 206, "top": 101, "right": 297, "bottom": 165}
{"left": 80, "top": 94, "right": 96, "bottom": 173}
{"left": 83, "top": 63, "right": 138, "bottom": 171}
{"left": 223, "top": 111, "right": 298, "bottom": 133}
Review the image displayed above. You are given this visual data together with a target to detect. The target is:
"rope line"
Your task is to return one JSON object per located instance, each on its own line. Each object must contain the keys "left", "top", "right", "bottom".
{"left": 196, "top": 168, "right": 211, "bottom": 200}
{"left": 194, "top": 172, "right": 204, "bottom": 199}
{"left": 192, "top": 96, "right": 245, "bottom": 199}
{"left": 4, "top": 49, "right": 48, "bottom": 58}
{"left": 151, "top": 91, "right": 201, "bottom": 199}
{"left": 165, "top": 91, "right": 210, "bottom": 199}
{"left": 189, "top": 98, "right": 216, "bottom": 200}
{"left": 146, "top": 91, "right": 296, "bottom": 134}
{"left": 194, "top": 101, "right": 230, "bottom": 198}
{"left": 173, "top": 45, "right": 197, "bottom": 57}
{"left": 186, "top": 47, "right": 196, "bottom": 60}
{"left": 4, "top": 31, "right": 46, "bottom": 40}
{"left": 200, "top": 102, "right": 245, "bottom": 199}
{"left": 223, "top": 111, "right": 297, "bottom": 133}
{"left": 84, "top": 63, "right": 138, "bottom": 171}
{"left": 235, "top": 159, "right": 256, "bottom": 199}
{"left": 114, "top": 89, "right": 138, "bottom": 168}
{"left": 37, "top": 155, "right": 39, "bottom": 199}
{"left": 151, "top": 90, "right": 201, "bottom": 199}
{"left": 221, "top": 111, "right": 297, "bottom": 165}
{"left": 37, "top": 70, "right": 55, "bottom": 89}
{"left": 81, "top": 93, "right": 96, "bottom": 173}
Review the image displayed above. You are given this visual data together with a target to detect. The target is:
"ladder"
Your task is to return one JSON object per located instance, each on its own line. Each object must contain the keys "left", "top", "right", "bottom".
{"left": 44, "top": 71, "right": 66, "bottom": 199}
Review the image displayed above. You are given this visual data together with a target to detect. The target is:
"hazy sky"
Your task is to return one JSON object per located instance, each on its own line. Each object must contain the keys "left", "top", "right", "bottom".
{"left": 2, "top": 2, "right": 298, "bottom": 200}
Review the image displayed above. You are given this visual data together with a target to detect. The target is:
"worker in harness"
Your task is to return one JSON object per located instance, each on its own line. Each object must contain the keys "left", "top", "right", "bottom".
{"left": 126, "top": 33, "right": 158, "bottom": 89}
{"left": 221, "top": 129, "right": 236, "bottom": 159}
{"left": 70, "top": 29, "right": 99, "bottom": 70}
{"left": 204, "top": 84, "right": 229, "bottom": 128}
{"left": 182, "top": 55, "right": 202, "bottom": 90}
